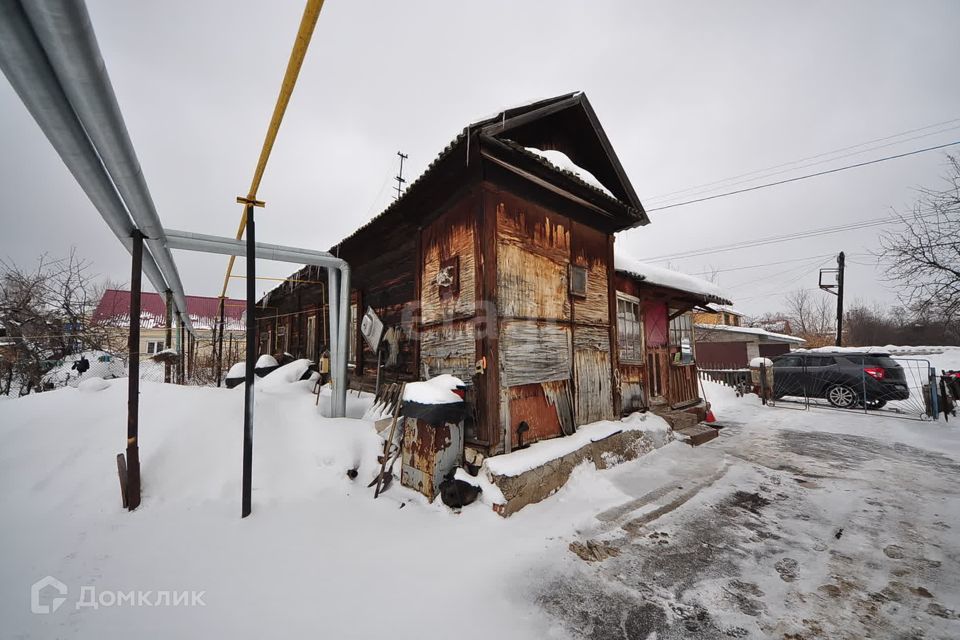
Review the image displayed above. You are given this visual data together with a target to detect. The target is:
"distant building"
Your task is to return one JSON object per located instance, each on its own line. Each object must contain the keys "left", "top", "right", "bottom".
{"left": 693, "top": 305, "right": 745, "bottom": 328}
{"left": 91, "top": 289, "right": 245, "bottom": 358}
{"left": 694, "top": 323, "right": 805, "bottom": 367}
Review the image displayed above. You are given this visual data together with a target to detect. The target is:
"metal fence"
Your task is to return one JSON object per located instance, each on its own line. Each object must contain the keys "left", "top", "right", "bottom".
{"left": 698, "top": 354, "right": 954, "bottom": 422}
{"left": 0, "top": 330, "right": 245, "bottom": 397}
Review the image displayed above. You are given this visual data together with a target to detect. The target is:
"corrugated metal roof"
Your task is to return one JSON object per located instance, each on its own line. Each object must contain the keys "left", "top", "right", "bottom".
{"left": 91, "top": 289, "right": 246, "bottom": 330}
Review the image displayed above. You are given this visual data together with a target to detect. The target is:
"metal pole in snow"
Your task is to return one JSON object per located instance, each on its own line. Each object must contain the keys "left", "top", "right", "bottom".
{"left": 237, "top": 196, "right": 264, "bottom": 518}
{"left": 835, "top": 251, "right": 845, "bottom": 347}
{"left": 126, "top": 231, "right": 143, "bottom": 510}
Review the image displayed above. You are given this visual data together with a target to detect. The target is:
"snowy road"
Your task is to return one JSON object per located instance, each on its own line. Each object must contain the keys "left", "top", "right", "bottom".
{"left": 536, "top": 396, "right": 960, "bottom": 639}
{"left": 1, "top": 378, "right": 959, "bottom": 639}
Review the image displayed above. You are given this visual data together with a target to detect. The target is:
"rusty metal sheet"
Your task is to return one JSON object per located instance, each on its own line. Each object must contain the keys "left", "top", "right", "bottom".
{"left": 507, "top": 383, "right": 563, "bottom": 445}
{"left": 400, "top": 418, "right": 463, "bottom": 501}
{"left": 500, "top": 319, "right": 571, "bottom": 387}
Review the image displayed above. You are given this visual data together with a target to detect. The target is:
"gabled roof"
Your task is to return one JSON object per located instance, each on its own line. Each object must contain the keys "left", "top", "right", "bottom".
{"left": 614, "top": 253, "right": 733, "bottom": 306}
{"left": 92, "top": 289, "right": 246, "bottom": 330}
{"left": 333, "top": 92, "right": 646, "bottom": 256}
{"left": 473, "top": 92, "right": 646, "bottom": 222}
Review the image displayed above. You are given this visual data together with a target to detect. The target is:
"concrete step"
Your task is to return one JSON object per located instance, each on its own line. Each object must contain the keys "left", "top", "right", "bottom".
{"left": 675, "top": 423, "right": 719, "bottom": 446}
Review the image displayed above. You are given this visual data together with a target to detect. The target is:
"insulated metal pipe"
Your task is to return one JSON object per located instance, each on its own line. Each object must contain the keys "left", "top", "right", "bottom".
{"left": 0, "top": 0, "right": 171, "bottom": 300}
{"left": 326, "top": 268, "right": 340, "bottom": 414}
{"left": 162, "top": 228, "right": 350, "bottom": 417}
{"left": 336, "top": 264, "right": 351, "bottom": 417}
{"left": 163, "top": 229, "right": 347, "bottom": 269}
{"left": 22, "top": 0, "right": 194, "bottom": 331}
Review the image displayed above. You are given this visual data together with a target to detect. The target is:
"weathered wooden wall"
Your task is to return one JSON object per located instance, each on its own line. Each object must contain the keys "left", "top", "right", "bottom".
{"left": 570, "top": 222, "right": 614, "bottom": 424}
{"left": 419, "top": 197, "right": 479, "bottom": 383}
{"left": 488, "top": 187, "right": 616, "bottom": 452}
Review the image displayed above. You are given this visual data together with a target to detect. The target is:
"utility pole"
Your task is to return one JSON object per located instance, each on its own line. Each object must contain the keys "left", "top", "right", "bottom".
{"left": 818, "top": 250, "right": 845, "bottom": 346}
{"left": 835, "top": 251, "right": 845, "bottom": 347}
{"left": 394, "top": 151, "right": 408, "bottom": 200}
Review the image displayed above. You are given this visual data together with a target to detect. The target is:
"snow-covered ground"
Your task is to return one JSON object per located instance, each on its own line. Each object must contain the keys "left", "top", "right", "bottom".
{"left": 1, "top": 368, "right": 958, "bottom": 638}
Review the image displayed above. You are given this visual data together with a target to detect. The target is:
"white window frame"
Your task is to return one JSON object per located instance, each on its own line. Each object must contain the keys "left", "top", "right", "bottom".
{"left": 669, "top": 311, "right": 694, "bottom": 362}
{"left": 146, "top": 340, "right": 165, "bottom": 355}
{"left": 616, "top": 293, "right": 644, "bottom": 363}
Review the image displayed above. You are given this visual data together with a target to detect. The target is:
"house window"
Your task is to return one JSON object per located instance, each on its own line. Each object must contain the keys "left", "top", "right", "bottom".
{"left": 306, "top": 315, "right": 317, "bottom": 362}
{"left": 277, "top": 324, "right": 288, "bottom": 354}
{"left": 669, "top": 312, "right": 694, "bottom": 363}
{"left": 438, "top": 256, "right": 460, "bottom": 299}
{"left": 617, "top": 294, "right": 643, "bottom": 362}
{"left": 146, "top": 340, "right": 165, "bottom": 355}
{"left": 569, "top": 264, "right": 587, "bottom": 298}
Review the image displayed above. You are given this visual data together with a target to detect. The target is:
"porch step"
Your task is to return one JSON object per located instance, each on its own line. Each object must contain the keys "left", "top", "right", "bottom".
{"left": 675, "top": 424, "right": 719, "bottom": 446}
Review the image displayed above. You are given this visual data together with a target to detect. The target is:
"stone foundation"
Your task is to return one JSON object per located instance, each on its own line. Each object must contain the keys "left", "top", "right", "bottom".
{"left": 487, "top": 429, "right": 671, "bottom": 517}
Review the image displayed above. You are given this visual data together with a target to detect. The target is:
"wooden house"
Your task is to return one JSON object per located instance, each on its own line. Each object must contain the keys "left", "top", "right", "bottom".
{"left": 612, "top": 256, "right": 732, "bottom": 415}
{"left": 259, "top": 92, "right": 725, "bottom": 455}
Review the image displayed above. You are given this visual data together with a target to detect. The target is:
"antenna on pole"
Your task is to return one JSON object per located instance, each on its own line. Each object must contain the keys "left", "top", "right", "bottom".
{"left": 394, "top": 151, "right": 408, "bottom": 200}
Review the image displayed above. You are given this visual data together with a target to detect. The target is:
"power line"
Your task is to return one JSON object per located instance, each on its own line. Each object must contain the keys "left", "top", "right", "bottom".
{"left": 690, "top": 252, "right": 872, "bottom": 276}
{"left": 641, "top": 208, "right": 942, "bottom": 262}
{"left": 645, "top": 123, "right": 960, "bottom": 206}
{"left": 645, "top": 140, "right": 960, "bottom": 213}
{"left": 643, "top": 116, "right": 960, "bottom": 204}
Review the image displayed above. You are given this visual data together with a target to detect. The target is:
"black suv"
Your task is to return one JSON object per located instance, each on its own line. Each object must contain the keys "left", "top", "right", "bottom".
{"left": 770, "top": 352, "right": 910, "bottom": 409}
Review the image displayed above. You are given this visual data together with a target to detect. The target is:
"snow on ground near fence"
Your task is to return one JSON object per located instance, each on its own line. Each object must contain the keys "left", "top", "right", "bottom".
{"left": 0, "top": 377, "right": 672, "bottom": 638}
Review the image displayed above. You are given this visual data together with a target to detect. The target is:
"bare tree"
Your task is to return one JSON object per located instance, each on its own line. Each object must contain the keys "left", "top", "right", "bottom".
{"left": 783, "top": 288, "right": 834, "bottom": 347}
{"left": 880, "top": 154, "right": 960, "bottom": 328}
{"left": 0, "top": 250, "right": 108, "bottom": 395}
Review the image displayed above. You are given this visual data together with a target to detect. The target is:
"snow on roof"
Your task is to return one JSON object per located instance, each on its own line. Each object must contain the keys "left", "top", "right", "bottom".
{"left": 523, "top": 147, "right": 614, "bottom": 197}
{"left": 614, "top": 253, "right": 732, "bottom": 304}
{"left": 695, "top": 323, "right": 806, "bottom": 344}
{"left": 707, "top": 304, "right": 747, "bottom": 317}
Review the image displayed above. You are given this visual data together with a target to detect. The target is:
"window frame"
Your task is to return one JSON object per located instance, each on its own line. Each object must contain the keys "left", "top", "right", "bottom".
{"left": 616, "top": 293, "right": 644, "bottom": 364}
{"left": 569, "top": 264, "right": 588, "bottom": 298}
{"left": 146, "top": 340, "right": 165, "bottom": 355}
{"left": 668, "top": 311, "right": 694, "bottom": 362}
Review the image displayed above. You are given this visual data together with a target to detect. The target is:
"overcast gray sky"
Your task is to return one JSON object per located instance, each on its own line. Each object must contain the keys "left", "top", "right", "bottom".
{"left": 2, "top": 0, "right": 959, "bottom": 318}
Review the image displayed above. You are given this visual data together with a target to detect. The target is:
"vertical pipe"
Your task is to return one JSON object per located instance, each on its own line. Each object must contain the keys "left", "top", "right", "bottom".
{"left": 164, "top": 291, "right": 172, "bottom": 383}
{"left": 126, "top": 231, "right": 143, "bottom": 511}
{"left": 178, "top": 319, "right": 185, "bottom": 384}
{"left": 326, "top": 267, "right": 339, "bottom": 414}
{"left": 242, "top": 204, "right": 256, "bottom": 518}
{"left": 336, "top": 265, "right": 351, "bottom": 418}
{"left": 215, "top": 300, "right": 226, "bottom": 387}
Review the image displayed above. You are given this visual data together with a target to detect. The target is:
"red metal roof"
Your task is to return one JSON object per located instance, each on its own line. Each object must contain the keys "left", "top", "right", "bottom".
{"left": 91, "top": 289, "right": 247, "bottom": 330}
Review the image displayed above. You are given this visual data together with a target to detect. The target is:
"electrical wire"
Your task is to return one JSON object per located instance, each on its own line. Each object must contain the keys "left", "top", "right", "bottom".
{"left": 645, "top": 140, "right": 960, "bottom": 213}
{"left": 644, "top": 124, "right": 960, "bottom": 206}
{"left": 643, "top": 116, "right": 960, "bottom": 204}
{"left": 641, "top": 208, "right": 942, "bottom": 262}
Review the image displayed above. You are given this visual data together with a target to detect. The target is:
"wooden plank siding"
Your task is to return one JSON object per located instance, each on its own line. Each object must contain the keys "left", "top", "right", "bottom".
{"left": 487, "top": 186, "right": 615, "bottom": 452}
